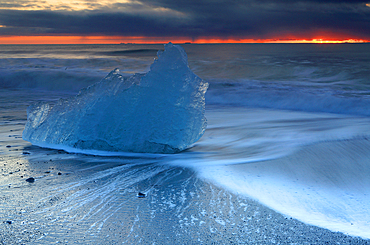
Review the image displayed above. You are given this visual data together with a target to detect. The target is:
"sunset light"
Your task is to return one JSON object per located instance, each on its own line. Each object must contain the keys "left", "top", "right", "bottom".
{"left": 0, "top": 0, "right": 132, "bottom": 11}
{"left": 190, "top": 38, "right": 370, "bottom": 44}
{"left": 0, "top": 36, "right": 368, "bottom": 45}
{"left": 266, "top": 39, "right": 370, "bottom": 44}
{"left": 0, "top": 0, "right": 185, "bottom": 16}
{"left": 0, "top": 35, "right": 128, "bottom": 44}
{"left": 1, "top": 1, "right": 369, "bottom": 45}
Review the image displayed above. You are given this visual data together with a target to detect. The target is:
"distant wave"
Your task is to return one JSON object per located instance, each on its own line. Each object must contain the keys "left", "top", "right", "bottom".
{"left": 97, "top": 49, "right": 159, "bottom": 57}
{"left": 0, "top": 57, "right": 151, "bottom": 91}
{"left": 206, "top": 79, "right": 370, "bottom": 117}
{"left": 2, "top": 58, "right": 370, "bottom": 117}
{"left": 0, "top": 50, "right": 36, "bottom": 55}
{"left": 0, "top": 69, "right": 101, "bottom": 91}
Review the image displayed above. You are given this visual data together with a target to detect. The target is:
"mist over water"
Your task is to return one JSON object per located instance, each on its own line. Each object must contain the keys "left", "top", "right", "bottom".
{"left": 1, "top": 43, "right": 370, "bottom": 242}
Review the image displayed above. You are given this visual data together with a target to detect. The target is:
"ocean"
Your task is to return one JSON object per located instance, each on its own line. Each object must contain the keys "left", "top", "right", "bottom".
{"left": 1, "top": 43, "right": 370, "bottom": 244}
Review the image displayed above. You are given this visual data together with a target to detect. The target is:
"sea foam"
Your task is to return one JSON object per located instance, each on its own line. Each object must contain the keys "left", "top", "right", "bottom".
{"left": 169, "top": 108, "right": 370, "bottom": 239}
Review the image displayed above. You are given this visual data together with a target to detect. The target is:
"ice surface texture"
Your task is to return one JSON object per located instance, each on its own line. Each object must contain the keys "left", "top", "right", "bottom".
{"left": 23, "top": 43, "right": 209, "bottom": 153}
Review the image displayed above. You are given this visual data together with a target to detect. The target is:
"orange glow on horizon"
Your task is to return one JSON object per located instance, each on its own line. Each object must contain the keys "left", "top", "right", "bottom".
{"left": 0, "top": 35, "right": 369, "bottom": 44}
{"left": 192, "top": 38, "right": 370, "bottom": 44}
{"left": 0, "top": 36, "right": 127, "bottom": 44}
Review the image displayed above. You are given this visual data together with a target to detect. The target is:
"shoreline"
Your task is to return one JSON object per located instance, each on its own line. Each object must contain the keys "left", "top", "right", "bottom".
{"left": 196, "top": 138, "right": 370, "bottom": 240}
{"left": 1, "top": 143, "right": 370, "bottom": 244}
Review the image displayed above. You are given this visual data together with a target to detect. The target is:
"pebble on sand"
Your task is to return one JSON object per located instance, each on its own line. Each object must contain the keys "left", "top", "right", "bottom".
{"left": 26, "top": 177, "right": 35, "bottom": 183}
{"left": 138, "top": 192, "right": 146, "bottom": 198}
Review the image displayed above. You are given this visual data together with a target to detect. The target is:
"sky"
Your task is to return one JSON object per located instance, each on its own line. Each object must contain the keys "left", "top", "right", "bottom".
{"left": 0, "top": 0, "right": 369, "bottom": 44}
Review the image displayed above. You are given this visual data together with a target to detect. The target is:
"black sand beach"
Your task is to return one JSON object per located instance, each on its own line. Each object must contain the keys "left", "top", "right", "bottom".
{"left": 1, "top": 140, "right": 369, "bottom": 244}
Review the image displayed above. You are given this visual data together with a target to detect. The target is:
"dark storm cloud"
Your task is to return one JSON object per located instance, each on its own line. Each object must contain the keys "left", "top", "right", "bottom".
{"left": 0, "top": 10, "right": 192, "bottom": 36}
{"left": 0, "top": 0, "right": 369, "bottom": 39}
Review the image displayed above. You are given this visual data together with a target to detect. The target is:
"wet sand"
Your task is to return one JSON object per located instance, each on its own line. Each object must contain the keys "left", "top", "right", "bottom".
{"left": 196, "top": 138, "right": 370, "bottom": 240}
{"left": 1, "top": 143, "right": 369, "bottom": 244}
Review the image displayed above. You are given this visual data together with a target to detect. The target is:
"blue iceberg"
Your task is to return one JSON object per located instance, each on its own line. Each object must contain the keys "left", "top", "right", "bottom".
{"left": 23, "top": 43, "right": 208, "bottom": 154}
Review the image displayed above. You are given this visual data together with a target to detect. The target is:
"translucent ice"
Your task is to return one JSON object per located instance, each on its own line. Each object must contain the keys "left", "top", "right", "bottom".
{"left": 22, "top": 43, "right": 208, "bottom": 154}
